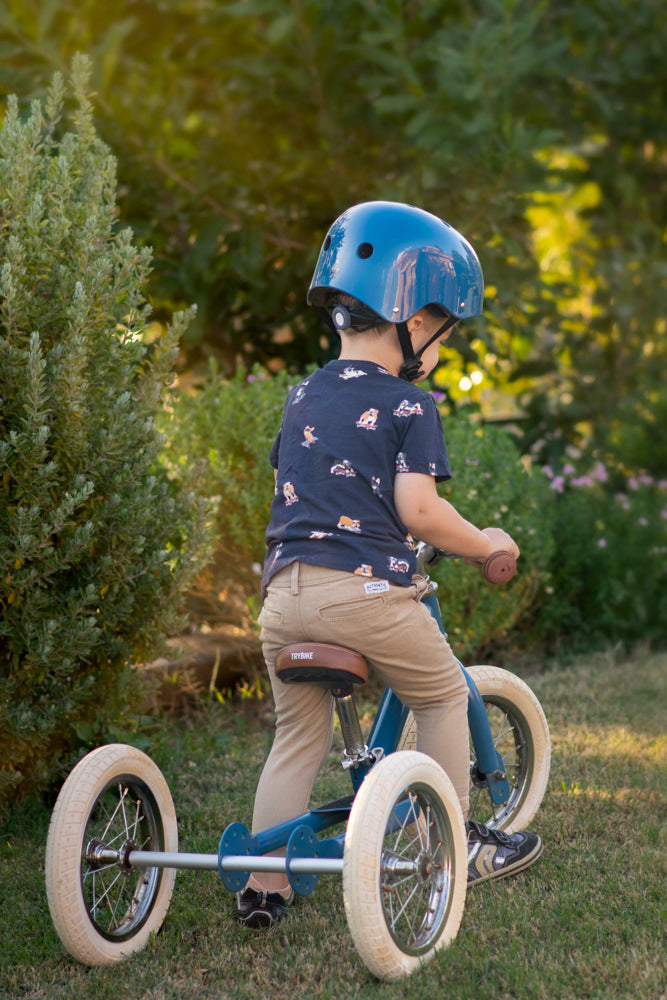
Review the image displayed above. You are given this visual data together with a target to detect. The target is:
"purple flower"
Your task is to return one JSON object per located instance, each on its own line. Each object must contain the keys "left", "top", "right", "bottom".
{"left": 591, "top": 462, "right": 608, "bottom": 483}
{"left": 542, "top": 465, "right": 554, "bottom": 479}
{"left": 550, "top": 476, "right": 565, "bottom": 493}
{"left": 563, "top": 463, "right": 575, "bottom": 475}
{"left": 597, "top": 538, "right": 607, "bottom": 548}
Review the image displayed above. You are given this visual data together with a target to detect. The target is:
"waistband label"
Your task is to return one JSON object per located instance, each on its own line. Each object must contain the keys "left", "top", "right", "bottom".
{"left": 364, "top": 580, "right": 390, "bottom": 595}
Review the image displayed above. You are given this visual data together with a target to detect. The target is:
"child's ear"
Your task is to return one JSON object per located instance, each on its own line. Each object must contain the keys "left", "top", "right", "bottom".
{"left": 406, "top": 310, "right": 426, "bottom": 339}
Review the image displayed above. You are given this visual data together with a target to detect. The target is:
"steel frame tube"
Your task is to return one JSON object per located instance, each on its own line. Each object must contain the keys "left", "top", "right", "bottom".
{"left": 128, "top": 850, "right": 344, "bottom": 875}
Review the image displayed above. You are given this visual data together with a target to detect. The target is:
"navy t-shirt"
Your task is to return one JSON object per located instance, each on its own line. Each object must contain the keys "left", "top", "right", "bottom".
{"left": 262, "top": 360, "right": 451, "bottom": 596}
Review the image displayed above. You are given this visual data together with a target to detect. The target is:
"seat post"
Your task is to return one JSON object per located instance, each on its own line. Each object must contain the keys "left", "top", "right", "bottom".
{"left": 333, "top": 688, "right": 366, "bottom": 759}
{"left": 332, "top": 687, "right": 381, "bottom": 771}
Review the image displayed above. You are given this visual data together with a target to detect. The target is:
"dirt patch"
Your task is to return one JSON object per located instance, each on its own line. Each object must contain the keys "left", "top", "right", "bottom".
{"left": 142, "top": 625, "right": 265, "bottom": 714}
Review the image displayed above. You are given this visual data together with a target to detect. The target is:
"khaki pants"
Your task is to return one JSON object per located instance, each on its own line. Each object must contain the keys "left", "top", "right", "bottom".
{"left": 252, "top": 561, "right": 470, "bottom": 844}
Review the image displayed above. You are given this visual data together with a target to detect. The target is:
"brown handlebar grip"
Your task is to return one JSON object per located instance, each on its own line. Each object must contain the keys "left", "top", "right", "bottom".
{"left": 482, "top": 550, "right": 517, "bottom": 584}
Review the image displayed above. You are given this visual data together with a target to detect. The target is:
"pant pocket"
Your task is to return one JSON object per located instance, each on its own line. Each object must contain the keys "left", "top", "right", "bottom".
{"left": 317, "top": 594, "right": 387, "bottom": 623}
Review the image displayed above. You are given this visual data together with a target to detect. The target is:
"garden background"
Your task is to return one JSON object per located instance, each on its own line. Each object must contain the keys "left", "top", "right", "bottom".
{"left": 0, "top": 2, "right": 665, "bottom": 991}
{"left": 0, "top": 0, "right": 665, "bottom": 808}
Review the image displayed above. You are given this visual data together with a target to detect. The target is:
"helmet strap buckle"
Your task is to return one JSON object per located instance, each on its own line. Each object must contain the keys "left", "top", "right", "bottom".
{"left": 396, "top": 316, "right": 457, "bottom": 382}
{"left": 399, "top": 357, "right": 425, "bottom": 382}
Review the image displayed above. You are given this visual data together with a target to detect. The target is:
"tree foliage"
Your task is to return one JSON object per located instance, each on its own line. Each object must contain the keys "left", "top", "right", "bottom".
{"left": 0, "top": 58, "right": 210, "bottom": 810}
{"left": 0, "top": 0, "right": 664, "bottom": 472}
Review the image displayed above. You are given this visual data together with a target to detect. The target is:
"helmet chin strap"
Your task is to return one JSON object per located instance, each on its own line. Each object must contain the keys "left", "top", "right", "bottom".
{"left": 397, "top": 316, "right": 458, "bottom": 382}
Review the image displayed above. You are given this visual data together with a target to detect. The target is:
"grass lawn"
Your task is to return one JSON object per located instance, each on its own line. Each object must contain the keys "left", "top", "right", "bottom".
{"left": 1, "top": 648, "right": 665, "bottom": 1000}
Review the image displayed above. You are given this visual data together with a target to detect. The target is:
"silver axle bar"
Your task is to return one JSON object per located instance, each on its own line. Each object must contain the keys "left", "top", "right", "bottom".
{"left": 127, "top": 850, "right": 345, "bottom": 874}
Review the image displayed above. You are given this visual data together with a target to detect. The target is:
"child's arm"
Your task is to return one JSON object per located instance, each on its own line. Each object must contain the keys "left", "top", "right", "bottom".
{"left": 394, "top": 472, "right": 519, "bottom": 563}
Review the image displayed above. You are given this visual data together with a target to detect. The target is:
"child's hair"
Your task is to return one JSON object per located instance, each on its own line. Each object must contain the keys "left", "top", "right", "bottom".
{"left": 322, "top": 292, "right": 391, "bottom": 334}
{"left": 323, "top": 292, "right": 448, "bottom": 336}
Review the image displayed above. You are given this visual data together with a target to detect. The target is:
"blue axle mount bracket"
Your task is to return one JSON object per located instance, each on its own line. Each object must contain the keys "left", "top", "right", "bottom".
{"left": 218, "top": 822, "right": 257, "bottom": 892}
{"left": 285, "top": 824, "right": 341, "bottom": 896}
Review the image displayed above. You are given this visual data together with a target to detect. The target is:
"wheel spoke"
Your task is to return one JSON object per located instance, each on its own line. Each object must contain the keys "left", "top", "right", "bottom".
{"left": 91, "top": 867, "right": 125, "bottom": 920}
{"left": 79, "top": 777, "right": 163, "bottom": 938}
{"left": 382, "top": 790, "right": 448, "bottom": 950}
{"left": 130, "top": 796, "right": 145, "bottom": 843}
{"left": 389, "top": 877, "right": 423, "bottom": 930}
{"left": 491, "top": 711, "right": 512, "bottom": 746}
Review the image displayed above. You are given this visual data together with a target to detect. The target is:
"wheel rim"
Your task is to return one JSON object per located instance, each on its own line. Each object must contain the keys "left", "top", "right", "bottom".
{"left": 80, "top": 776, "right": 166, "bottom": 941}
{"left": 380, "top": 782, "right": 456, "bottom": 956}
{"left": 469, "top": 696, "right": 533, "bottom": 828}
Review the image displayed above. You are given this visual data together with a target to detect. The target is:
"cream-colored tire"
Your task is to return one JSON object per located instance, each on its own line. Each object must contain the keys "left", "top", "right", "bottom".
{"left": 45, "top": 744, "right": 178, "bottom": 965}
{"left": 398, "top": 666, "right": 551, "bottom": 832}
{"left": 343, "top": 751, "right": 467, "bottom": 981}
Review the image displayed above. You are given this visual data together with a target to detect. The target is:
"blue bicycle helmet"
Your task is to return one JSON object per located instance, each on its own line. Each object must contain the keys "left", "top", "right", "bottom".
{"left": 308, "top": 201, "right": 484, "bottom": 381}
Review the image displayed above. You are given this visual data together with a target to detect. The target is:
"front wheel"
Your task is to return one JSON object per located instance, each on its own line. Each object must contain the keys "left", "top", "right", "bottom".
{"left": 343, "top": 751, "right": 467, "bottom": 981}
{"left": 466, "top": 666, "right": 550, "bottom": 832}
{"left": 398, "top": 666, "right": 551, "bottom": 833}
{"left": 45, "top": 743, "right": 178, "bottom": 965}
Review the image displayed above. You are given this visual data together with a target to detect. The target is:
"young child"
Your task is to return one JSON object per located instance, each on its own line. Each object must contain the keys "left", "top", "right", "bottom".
{"left": 238, "top": 201, "right": 543, "bottom": 928}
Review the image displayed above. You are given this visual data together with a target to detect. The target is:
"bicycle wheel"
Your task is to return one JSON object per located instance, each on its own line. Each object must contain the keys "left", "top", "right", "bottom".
{"left": 343, "top": 751, "right": 466, "bottom": 981}
{"left": 45, "top": 743, "right": 178, "bottom": 965}
{"left": 397, "top": 666, "right": 550, "bottom": 833}
{"left": 466, "top": 666, "right": 550, "bottom": 831}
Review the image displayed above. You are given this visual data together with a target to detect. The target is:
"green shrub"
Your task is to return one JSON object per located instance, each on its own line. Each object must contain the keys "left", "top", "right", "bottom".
{"left": 159, "top": 362, "right": 299, "bottom": 623}
{"left": 162, "top": 369, "right": 555, "bottom": 660}
{"left": 0, "top": 59, "right": 210, "bottom": 811}
{"left": 533, "top": 462, "right": 667, "bottom": 649}
{"left": 430, "top": 410, "right": 556, "bottom": 661}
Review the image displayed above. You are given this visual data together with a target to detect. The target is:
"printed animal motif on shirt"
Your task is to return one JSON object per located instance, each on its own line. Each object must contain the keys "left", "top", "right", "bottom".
{"left": 330, "top": 460, "right": 356, "bottom": 477}
{"left": 371, "top": 476, "right": 381, "bottom": 494}
{"left": 388, "top": 556, "right": 410, "bottom": 573}
{"left": 356, "top": 408, "right": 379, "bottom": 430}
{"left": 301, "top": 425, "right": 318, "bottom": 448}
{"left": 309, "top": 530, "right": 333, "bottom": 539}
{"left": 354, "top": 564, "right": 373, "bottom": 577}
{"left": 337, "top": 514, "right": 361, "bottom": 533}
{"left": 270, "top": 543, "right": 283, "bottom": 566}
{"left": 339, "top": 366, "right": 367, "bottom": 380}
{"left": 393, "top": 399, "right": 424, "bottom": 417}
{"left": 429, "top": 462, "right": 437, "bottom": 476}
{"left": 291, "top": 381, "right": 309, "bottom": 405}
{"left": 282, "top": 481, "right": 299, "bottom": 505}
{"left": 395, "top": 452, "right": 409, "bottom": 472}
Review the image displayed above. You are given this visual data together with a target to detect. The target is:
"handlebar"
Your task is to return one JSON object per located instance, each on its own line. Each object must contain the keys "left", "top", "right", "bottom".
{"left": 480, "top": 550, "right": 517, "bottom": 584}
{"left": 414, "top": 543, "right": 517, "bottom": 585}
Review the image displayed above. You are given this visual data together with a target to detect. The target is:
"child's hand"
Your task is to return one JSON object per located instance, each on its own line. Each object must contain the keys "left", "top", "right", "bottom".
{"left": 481, "top": 527, "right": 520, "bottom": 559}
{"left": 463, "top": 527, "right": 519, "bottom": 567}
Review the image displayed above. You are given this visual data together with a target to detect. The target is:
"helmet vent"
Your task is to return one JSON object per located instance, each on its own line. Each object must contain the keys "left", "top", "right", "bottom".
{"left": 357, "top": 242, "right": 374, "bottom": 259}
{"left": 323, "top": 235, "right": 332, "bottom": 251}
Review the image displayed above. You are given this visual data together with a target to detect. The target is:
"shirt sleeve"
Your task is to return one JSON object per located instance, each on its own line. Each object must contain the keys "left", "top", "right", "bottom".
{"left": 395, "top": 393, "right": 451, "bottom": 482}
{"left": 269, "top": 426, "right": 282, "bottom": 469}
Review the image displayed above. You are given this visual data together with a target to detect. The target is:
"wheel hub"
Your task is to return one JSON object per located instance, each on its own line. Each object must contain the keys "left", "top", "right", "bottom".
{"left": 85, "top": 837, "right": 138, "bottom": 873}
{"left": 417, "top": 850, "right": 436, "bottom": 882}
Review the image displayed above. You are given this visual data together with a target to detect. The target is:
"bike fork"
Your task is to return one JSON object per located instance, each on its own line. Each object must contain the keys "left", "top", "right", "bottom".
{"left": 410, "top": 589, "right": 510, "bottom": 806}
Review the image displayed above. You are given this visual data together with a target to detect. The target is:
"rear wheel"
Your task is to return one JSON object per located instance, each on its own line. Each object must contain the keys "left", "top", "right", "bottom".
{"left": 45, "top": 744, "right": 178, "bottom": 965}
{"left": 343, "top": 751, "right": 467, "bottom": 981}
